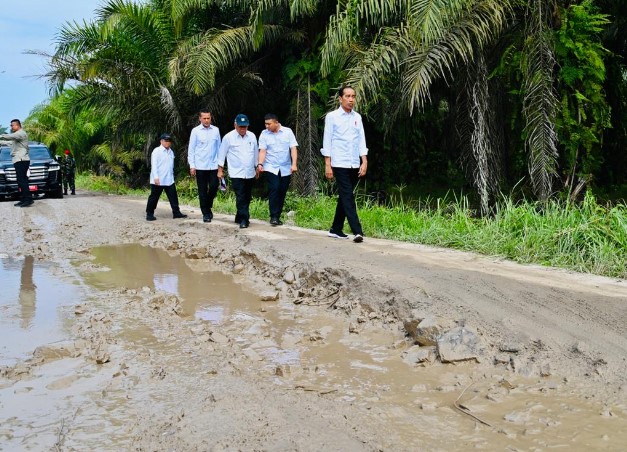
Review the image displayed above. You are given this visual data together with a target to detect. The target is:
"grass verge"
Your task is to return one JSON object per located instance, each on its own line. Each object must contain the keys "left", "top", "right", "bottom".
{"left": 76, "top": 174, "right": 627, "bottom": 279}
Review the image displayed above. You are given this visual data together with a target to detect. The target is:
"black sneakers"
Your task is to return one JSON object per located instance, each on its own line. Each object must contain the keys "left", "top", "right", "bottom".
{"left": 173, "top": 212, "right": 188, "bottom": 219}
{"left": 146, "top": 214, "right": 157, "bottom": 221}
{"left": 270, "top": 218, "right": 283, "bottom": 226}
{"left": 328, "top": 230, "right": 349, "bottom": 239}
{"left": 239, "top": 220, "right": 250, "bottom": 229}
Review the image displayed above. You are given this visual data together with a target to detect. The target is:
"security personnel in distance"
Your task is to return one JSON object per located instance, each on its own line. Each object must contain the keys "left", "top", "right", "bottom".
{"left": 61, "top": 149, "right": 76, "bottom": 195}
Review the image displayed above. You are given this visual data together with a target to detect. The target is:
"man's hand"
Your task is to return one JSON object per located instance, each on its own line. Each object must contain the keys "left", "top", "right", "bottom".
{"left": 291, "top": 164, "right": 298, "bottom": 173}
{"left": 190, "top": 168, "right": 196, "bottom": 177}
{"left": 217, "top": 167, "right": 223, "bottom": 179}
{"left": 358, "top": 160, "right": 368, "bottom": 177}
{"left": 325, "top": 165, "right": 333, "bottom": 180}
{"left": 154, "top": 177, "right": 160, "bottom": 185}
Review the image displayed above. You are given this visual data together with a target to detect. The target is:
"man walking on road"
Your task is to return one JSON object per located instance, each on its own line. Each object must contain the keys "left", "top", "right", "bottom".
{"left": 321, "top": 86, "right": 368, "bottom": 243}
{"left": 218, "top": 114, "right": 259, "bottom": 229}
{"left": 0, "top": 119, "right": 33, "bottom": 207}
{"left": 146, "top": 133, "right": 188, "bottom": 221}
{"left": 188, "top": 109, "right": 221, "bottom": 223}
{"left": 257, "top": 113, "right": 298, "bottom": 226}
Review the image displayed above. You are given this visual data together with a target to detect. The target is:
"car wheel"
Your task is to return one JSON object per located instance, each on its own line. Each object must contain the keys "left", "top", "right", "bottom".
{"left": 48, "top": 186, "right": 64, "bottom": 199}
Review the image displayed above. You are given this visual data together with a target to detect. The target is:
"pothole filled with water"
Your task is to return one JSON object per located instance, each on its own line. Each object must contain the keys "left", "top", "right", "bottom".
{"left": 1, "top": 245, "right": 625, "bottom": 450}
{"left": 0, "top": 255, "right": 82, "bottom": 366}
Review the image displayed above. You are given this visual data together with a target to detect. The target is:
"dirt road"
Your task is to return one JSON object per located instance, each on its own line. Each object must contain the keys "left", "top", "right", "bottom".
{"left": 1, "top": 193, "right": 626, "bottom": 450}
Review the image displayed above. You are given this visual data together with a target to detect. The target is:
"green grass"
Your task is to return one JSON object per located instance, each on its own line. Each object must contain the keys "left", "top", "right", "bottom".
{"left": 77, "top": 174, "right": 627, "bottom": 279}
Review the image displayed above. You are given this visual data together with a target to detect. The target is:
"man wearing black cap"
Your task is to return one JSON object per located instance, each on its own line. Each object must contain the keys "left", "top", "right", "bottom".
{"left": 217, "top": 114, "right": 259, "bottom": 228}
{"left": 146, "top": 133, "right": 188, "bottom": 221}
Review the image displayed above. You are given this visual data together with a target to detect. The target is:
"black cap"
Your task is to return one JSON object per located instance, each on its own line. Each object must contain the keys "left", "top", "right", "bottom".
{"left": 159, "top": 133, "right": 172, "bottom": 140}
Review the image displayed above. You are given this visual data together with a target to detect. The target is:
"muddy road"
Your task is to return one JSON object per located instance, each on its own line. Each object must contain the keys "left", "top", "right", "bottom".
{"left": 1, "top": 193, "right": 626, "bottom": 450}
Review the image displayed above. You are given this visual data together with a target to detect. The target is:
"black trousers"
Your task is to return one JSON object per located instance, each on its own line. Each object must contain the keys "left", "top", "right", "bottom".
{"left": 14, "top": 160, "right": 33, "bottom": 202}
{"left": 63, "top": 172, "right": 75, "bottom": 192}
{"left": 266, "top": 170, "right": 291, "bottom": 219}
{"left": 195, "top": 169, "right": 219, "bottom": 216}
{"left": 231, "top": 178, "right": 254, "bottom": 222}
{"left": 331, "top": 167, "right": 363, "bottom": 235}
{"left": 146, "top": 184, "right": 181, "bottom": 215}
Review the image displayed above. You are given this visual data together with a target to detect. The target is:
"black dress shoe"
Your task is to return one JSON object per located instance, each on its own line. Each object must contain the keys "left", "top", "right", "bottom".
{"left": 239, "top": 220, "right": 249, "bottom": 229}
{"left": 71, "top": 191, "right": 76, "bottom": 195}
{"left": 146, "top": 214, "right": 157, "bottom": 221}
{"left": 20, "top": 200, "right": 34, "bottom": 207}
{"left": 203, "top": 215, "right": 212, "bottom": 223}
{"left": 173, "top": 212, "right": 188, "bottom": 219}
{"left": 270, "top": 218, "right": 283, "bottom": 226}
{"left": 14, "top": 201, "right": 24, "bottom": 207}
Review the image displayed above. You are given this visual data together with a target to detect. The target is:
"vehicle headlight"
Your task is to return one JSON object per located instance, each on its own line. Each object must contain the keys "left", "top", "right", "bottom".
{"left": 49, "top": 165, "right": 60, "bottom": 171}
{"left": 0, "top": 168, "right": 4, "bottom": 174}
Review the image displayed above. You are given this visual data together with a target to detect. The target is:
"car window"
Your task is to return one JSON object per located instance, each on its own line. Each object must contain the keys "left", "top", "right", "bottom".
{"left": 29, "top": 146, "right": 53, "bottom": 160}
{"left": 0, "top": 147, "right": 11, "bottom": 162}
{"left": 0, "top": 145, "right": 52, "bottom": 161}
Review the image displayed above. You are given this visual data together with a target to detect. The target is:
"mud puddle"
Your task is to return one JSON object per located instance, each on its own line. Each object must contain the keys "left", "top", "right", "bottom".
{"left": 2, "top": 246, "right": 625, "bottom": 450}
{"left": 84, "top": 245, "right": 627, "bottom": 450}
{"left": 0, "top": 255, "right": 81, "bottom": 366}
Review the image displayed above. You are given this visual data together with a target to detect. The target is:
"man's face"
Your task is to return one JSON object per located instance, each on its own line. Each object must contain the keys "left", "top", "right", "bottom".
{"left": 10, "top": 121, "right": 20, "bottom": 132}
{"left": 161, "top": 138, "right": 172, "bottom": 149}
{"left": 264, "top": 119, "right": 280, "bottom": 133}
{"left": 235, "top": 125, "right": 248, "bottom": 136}
{"left": 339, "top": 88, "right": 356, "bottom": 112}
{"left": 199, "top": 113, "right": 211, "bottom": 127}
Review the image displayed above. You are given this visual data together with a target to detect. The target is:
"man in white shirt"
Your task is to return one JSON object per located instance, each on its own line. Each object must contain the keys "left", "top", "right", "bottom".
{"left": 217, "top": 114, "right": 259, "bottom": 229}
{"left": 257, "top": 113, "right": 298, "bottom": 226}
{"left": 188, "top": 109, "right": 221, "bottom": 223}
{"left": 146, "top": 133, "right": 188, "bottom": 221}
{"left": 321, "top": 86, "right": 368, "bottom": 243}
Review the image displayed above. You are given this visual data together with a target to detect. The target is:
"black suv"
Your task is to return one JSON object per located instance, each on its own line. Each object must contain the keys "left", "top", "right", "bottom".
{"left": 0, "top": 142, "right": 63, "bottom": 199}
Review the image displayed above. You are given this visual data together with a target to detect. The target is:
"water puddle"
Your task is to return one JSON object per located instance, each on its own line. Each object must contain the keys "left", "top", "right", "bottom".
{"left": 85, "top": 245, "right": 627, "bottom": 450}
{"left": 2, "top": 246, "right": 625, "bottom": 450}
{"left": 0, "top": 255, "right": 81, "bottom": 366}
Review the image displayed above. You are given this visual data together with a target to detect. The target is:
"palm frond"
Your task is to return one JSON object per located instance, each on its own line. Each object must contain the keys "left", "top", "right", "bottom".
{"left": 522, "top": 0, "right": 558, "bottom": 201}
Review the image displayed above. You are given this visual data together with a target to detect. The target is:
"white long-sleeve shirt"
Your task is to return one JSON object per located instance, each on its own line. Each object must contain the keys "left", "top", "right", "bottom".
{"left": 150, "top": 145, "right": 175, "bottom": 186}
{"left": 218, "top": 129, "right": 258, "bottom": 179}
{"left": 188, "top": 124, "right": 221, "bottom": 170}
{"left": 321, "top": 106, "right": 368, "bottom": 168}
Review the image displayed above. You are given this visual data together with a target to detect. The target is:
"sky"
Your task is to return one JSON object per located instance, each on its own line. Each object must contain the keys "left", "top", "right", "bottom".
{"left": 0, "top": 1, "right": 105, "bottom": 130}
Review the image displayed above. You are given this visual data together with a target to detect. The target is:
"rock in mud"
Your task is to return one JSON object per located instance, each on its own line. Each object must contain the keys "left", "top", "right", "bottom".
{"left": 405, "top": 316, "right": 443, "bottom": 346}
{"left": 210, "top": 332, "right": 229, "bottom": 344}
{"left": 437, "top": 326, "right": 483, "bottom": 363}
{"left": 260, "top": 291, "right": 279, "bottom": 301}
{"left": 283, "top": 270, "right": 296, "bottom": 284}
{"left": 402, "top": 345, "right": 436, "bottom": 365}
{"left": 184, "top": 247, "right": 207, "bottom": 259}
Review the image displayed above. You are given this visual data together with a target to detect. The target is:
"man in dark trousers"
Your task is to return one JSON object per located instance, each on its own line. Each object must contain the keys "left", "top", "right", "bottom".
{"left": 217, "top": 114, "right": 259, "bottom": 229}
{"left": 257, "top": 113, "right": 298, "bottom": 226}
{"left": 146, "top": 133, "right": 188, "bottom": 221}
{"left": 0, "top": 119, "right": 33, "bottom": 207}
{"left": 321, "top": 86, "right": 368, "bottom": 243}
{"left": 61, "top": 149, "right": 76, "bottom": 195}
{"left": 188, "top": 109, "right": 221, "bottom": 223}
